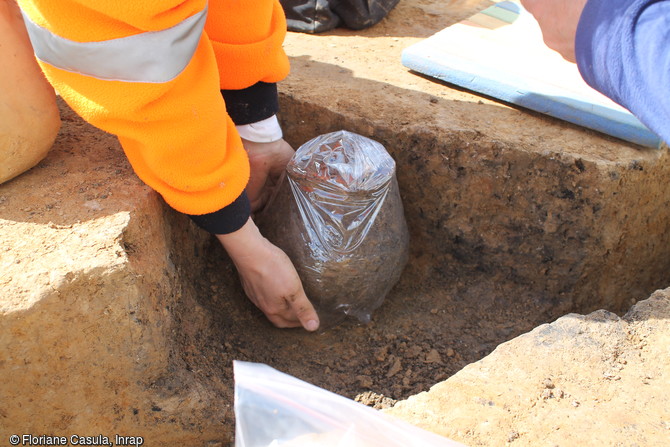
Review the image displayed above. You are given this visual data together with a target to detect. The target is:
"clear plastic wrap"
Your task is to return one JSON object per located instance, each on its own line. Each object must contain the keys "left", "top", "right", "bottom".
{"left": 234, "top": 361, "right": 466, "bottom": 447}
{"left": 258, "top": 130, "right": 409, "bottom": 328}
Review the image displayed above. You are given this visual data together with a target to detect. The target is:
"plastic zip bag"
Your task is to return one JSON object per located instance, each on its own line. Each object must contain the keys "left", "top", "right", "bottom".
{"left": 258, "top": 131, "right": 409, "bottom": 328}
{"left": 234, "top": 361, "right": 466, "bottom": 447}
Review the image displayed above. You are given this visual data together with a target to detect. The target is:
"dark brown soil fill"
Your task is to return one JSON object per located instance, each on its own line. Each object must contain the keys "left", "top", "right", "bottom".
{"left": 174, "top": 232, "right": 555, "bottom": 438}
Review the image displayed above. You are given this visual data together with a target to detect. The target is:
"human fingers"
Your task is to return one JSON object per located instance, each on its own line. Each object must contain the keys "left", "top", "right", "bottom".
{"left": 252, "top": 273, "right": 319, "bottom": 331}
{"left": 521, "top": 0, "right": 584, "bottom": 62}
{"left": 264, "top": 312, "right": 303, "bottom": 329}
{"left": 284, "top": 288, "right": 320, "bottom": 332}
{"left": 268, "top": 139, "right": 295, "bottom": 178}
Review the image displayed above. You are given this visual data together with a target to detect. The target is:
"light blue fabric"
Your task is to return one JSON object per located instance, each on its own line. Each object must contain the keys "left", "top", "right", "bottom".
{"left": 576, "top": 0, "right": 670, "bottom": 146}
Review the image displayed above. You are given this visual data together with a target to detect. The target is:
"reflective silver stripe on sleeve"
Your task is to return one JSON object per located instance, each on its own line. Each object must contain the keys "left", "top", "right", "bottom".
{"left": 21, "top": 6, "right": 208, "bottom": 83}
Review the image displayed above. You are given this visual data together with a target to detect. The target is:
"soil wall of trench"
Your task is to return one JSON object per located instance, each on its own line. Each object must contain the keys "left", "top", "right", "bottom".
{"left": 1, "top": 86, "right": 669, "bottom": 446}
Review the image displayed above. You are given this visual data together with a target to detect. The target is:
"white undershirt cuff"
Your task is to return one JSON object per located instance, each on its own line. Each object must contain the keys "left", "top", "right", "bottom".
{"left": 236, "top": 115, "right": 283, "bottom": 143}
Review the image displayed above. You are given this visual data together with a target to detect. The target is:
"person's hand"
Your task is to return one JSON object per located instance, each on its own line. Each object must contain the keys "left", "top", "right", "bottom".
{"left": 521, "top": 0, "right": 588, "bottom": 62}
{"left": 217, "top": 217, "right": 320, "bottom": 331}
{"left": 242, "top": 138, "right": 294, "bottom": 213}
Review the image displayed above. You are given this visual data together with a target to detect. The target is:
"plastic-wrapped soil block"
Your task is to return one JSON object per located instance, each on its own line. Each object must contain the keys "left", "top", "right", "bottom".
{"left": 258, "top": 130, "right": 409, "bottom": 328}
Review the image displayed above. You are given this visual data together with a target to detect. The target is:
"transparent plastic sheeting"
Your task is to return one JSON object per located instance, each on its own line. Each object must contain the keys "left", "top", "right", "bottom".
{"left": 234, "top": 361, "right": 466, "bottom": 447}
{"left": 259, "top": 130, "right": 409, "bottom": 328}
{"left": 287, "top": 130, "right": 397, "bottom": 254}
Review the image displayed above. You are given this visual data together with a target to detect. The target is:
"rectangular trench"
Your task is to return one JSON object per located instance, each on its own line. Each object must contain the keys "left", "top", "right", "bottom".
{"left": 167, "top": 96, "right": 670, "bottom": 444}
{"left": 3, "top": 95, "right": 670, "bottom": 446}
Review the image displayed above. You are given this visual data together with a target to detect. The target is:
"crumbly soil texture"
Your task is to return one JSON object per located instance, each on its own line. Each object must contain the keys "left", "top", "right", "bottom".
{"left": 177, "top": 234, "right": 555, "bottom": 427}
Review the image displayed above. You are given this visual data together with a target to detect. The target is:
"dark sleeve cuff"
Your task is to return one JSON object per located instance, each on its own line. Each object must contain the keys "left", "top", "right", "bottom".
{"left": 187, "top": 191, "right": 251, "bottom": 235}
{"left": 221, "top": 81, "right": 279, "bottom": 125}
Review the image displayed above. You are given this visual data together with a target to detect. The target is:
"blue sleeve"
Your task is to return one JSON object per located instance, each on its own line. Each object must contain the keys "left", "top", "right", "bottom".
{"left": 575, "top": 0, "right": 670, "bottom": 146}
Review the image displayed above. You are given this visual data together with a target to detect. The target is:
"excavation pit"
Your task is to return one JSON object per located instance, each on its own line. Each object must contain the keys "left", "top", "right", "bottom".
{"left": 3, "top": 78, "right": 669, "bottom": 447}
{"left": 175, "top": 93, "right": 670, "bottom": 439}
{"left": 2, "top": 1, "right": 670, "bottom": 445}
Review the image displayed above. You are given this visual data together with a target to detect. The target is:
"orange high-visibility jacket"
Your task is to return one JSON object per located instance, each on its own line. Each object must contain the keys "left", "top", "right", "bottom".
{"left": 17, "top": 0, "right": 290, "bottom": 220}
